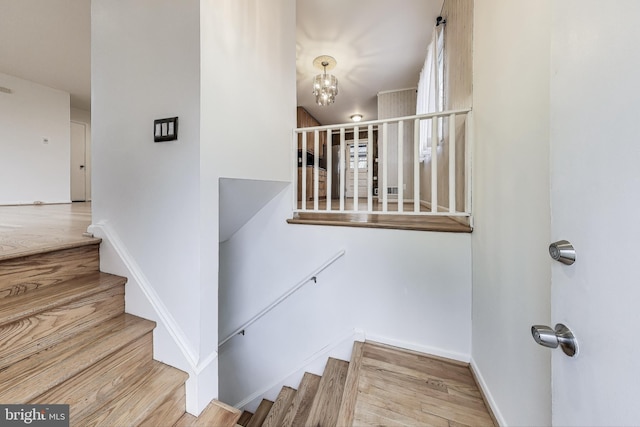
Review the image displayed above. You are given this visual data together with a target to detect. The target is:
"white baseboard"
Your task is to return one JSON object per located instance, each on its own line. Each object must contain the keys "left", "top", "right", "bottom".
{"left": 364, "top": 332, "right": 470, "bottom": 363}
{"left": 470, "top": 357, "right": 506, "bottom": 427}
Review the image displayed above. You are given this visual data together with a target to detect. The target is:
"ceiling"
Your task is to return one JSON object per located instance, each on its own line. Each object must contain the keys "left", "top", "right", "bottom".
{"left": 0, "top": 0, "right": 91, "bottom": 111}
{"left": 0, "top": 0, "right": 442, "bottom": 123}
{"left": 296, "top": 0, "right": 443, "bottom": 125}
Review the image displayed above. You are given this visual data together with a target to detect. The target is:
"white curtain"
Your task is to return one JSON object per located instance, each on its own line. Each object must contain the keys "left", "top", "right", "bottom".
{"left": 417, "top": 24, "right": 444, "bottom": 161}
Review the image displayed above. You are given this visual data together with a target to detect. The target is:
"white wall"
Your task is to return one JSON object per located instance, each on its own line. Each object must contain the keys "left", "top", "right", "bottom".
{"left": 471, "top": 1, "right": 552, "bottom": 426}
{"left": 91, "top": 0, "right": 204, "bottom": 412}
{"left": 70, "top": 108, "right": 92, "bottom": 201}
{"left": 219, "top": 186, "right": 472, "bottom": 408}
{"left": 92, "top": 0, "right": 296, "bottom": 414}
{"left": 0, "top": 72, "right": 70, "bottom": 205}
{"left": 199, "top": 0, "right": 296, "bottom": 363}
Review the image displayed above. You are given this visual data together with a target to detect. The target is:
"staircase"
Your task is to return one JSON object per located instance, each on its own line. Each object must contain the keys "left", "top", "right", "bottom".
{"left": 235, "top": 341, "right": 496, "bottom": 427}
{"left": 0, "top": 239, "right": 241, "bottom": 427}
{"left": 0, "top": 228, "right": 495, "bottom": 426}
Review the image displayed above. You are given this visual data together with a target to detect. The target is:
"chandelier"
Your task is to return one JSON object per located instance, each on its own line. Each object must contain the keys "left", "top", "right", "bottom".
{"left": 312, "top": 55, "right": 338, "bottom": 106}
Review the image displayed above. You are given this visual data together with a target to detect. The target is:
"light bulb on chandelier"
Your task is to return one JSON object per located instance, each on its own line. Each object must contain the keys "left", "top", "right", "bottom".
{"left": 312, "top": 55, "right": 338, "bottom": 106}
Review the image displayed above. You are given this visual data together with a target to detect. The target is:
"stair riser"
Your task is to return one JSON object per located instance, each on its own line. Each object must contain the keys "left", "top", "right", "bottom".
{"left": 0, "top": 245, "right": 99, "bottom": 298}
{"left": 32, "top": 332, "right": 154, "bottom": 422}
{"left": 0, "top": 285, "right": 124, "bottom": 369}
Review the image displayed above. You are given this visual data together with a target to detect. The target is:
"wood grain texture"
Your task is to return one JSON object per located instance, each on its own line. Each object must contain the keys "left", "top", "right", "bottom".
{"left": 305, "top": 358, "right": 349, "bottom": 427}
{"left": 262, "top": 386, "right": 296, "bottom": 427}
{"left": 77, "top": 361, "right": 188, "bottom": 427}
{"left": 237, "top": 411, "right": 254, "bottom": 426}
{"left": 0, "top": 314, "right": 154, "bottom": 404}
{"left": 33, "top": 332, "right": 154, "bottom": 421}
{"left": 0, "top": 284, "right": 125, "bottom": 369}
{"left": 0, "top": 244, "right": 99, "bottom": 298}
{"left": 0, "top": 271, "right": 125, "bottom": 327}
{"left": 335, "top": 341, "right": 364, "bottom": 427}
{"left": 246, "top": 399, "right": 273, "bottom": 427}
{"left": 351, "top": 342, "right": 495, "bottom": 427}
{"left": 141, "top": 385, "right": 188, "bottom": 427}
{"left": 189, "top": 400, "right": 242, "bottom": 427}
{"left": 174, "top": 412, "right": 197, "bottom": 427}
{"left": 289, "top": 213, "right": 471, "bottom": 233}
{"left": 280, "top": 372, "right": 321, "bottom": 427}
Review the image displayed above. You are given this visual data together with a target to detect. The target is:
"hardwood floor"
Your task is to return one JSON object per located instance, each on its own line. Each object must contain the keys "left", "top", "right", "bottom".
{"left": 0, "top": 202, "right": 96, "bottom": 260}
{"left": 352, "top": 342, "right": 496, "bottom": 426}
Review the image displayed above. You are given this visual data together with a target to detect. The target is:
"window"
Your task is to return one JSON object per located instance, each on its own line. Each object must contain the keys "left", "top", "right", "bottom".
{"left": 349, "top": 142, "right": 368, "bottom": 169}
{"left": 417, "top": 24, "right": 445, "bottom": 161}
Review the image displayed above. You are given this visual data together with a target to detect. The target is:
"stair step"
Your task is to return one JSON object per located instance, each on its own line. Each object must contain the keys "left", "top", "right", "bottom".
{"left": 335, "top": 341, "right": 365, "bottom": 426}
{"left": 32, "top": 331, "right": 154, "bottom": 421}
{"left": 0, "top": 243, "right": 99, "bottom": 298}
{"left": 141, "top": 383, "right": 188, "bottom": 427}
{"left": 262, "top": 386, "right": 296, "bottom": 427}
{"left": 246, "top": 399, "right": 273, "bottom": 427}
{"left": 280, "top": 372, "right": 322, "bottom": 427}
{"left": 180, "top": 400, "right": 242, "bottom": 427}
{"left": 0, "top": 313, "right": 155, "bottom": 404}
{"left": 76, "top": 361, "right": 189, "bottom": 427}
{"left": 174, "top": 412, "right": 197, "bottom": 427}
{"left": 305, "top": 358, "right": 350, "bottom": 427}
{"left": 0, "top": 272, "right": 125, "bottom": 369}
{"left": 237, "top": 410, "right": 254, "bottom": 426}
{"left": 0, "top": 271, "right": 125, "bottom": 326}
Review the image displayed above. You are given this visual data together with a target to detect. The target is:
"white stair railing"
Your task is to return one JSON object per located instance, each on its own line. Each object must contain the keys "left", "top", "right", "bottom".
{"left": 293, "top": 109, "right": 472, "bottom": 218}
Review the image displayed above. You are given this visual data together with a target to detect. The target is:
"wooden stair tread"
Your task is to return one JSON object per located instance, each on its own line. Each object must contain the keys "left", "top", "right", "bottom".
{"left": 237, "top": 410, "right": 254, "bottom": 426}
{"left": 76, "top": 361, "right": 189, "bottom": 427}
{"left": 335, "top": 341, "right": 364, "bottom": 426}
{"left": 0, "top": 313, "right": 155, "bottom": 404}
{"left": 174, "top": 400, "right": 242, "bottom": 427}
{"left": 174, "top": 412, "right": 197, "bottom": 427}
{"left": 305, "top": 357, "right": 350, "bottom": 427}
{"left": 246, "top": 399, "right": 273, "bottom": 427}
{"left": 288, "top": 213, "right": 472, "bottom": 233}
{"left": 280, "top": 372, "right": 321, "bottom": 427}
{"left": 262, "top": 386, "right": 296, "bottom": 427}
{"left": 0, "top": 244, "right": 99, "bottom": 299}
{"left": 33, "top": 332, "right": 154, "bottom": 421}
{"left": 0, "top": 236, "right": 101, "bottom": 262}
{"left": 0, "top": 271, "right": 126, "bottom": 326}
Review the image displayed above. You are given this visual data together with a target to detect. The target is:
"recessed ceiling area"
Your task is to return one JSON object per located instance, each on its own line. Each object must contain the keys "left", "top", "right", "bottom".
{"left": 296, "top": 0, "right": 444, "bottom": 125}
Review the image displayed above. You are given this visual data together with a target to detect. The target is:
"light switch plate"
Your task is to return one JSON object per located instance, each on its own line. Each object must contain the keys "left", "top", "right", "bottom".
{"left": 154, "top": 117, "right": 178, "bottom": 142}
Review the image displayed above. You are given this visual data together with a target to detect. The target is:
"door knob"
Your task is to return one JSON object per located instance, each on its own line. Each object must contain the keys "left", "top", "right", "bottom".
{"left": 531, "top": 323, "right": 578, "bottom": 357}
{"left": 549, "top": 240, "right": 575, "bottom": 265}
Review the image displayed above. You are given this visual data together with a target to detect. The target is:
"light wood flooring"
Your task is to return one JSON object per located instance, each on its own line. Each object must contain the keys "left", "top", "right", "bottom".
{"left": 0, "top": 203, "right": 96, "bottom": 261}
{"left": 348, "top": 342, "right": 496, "bottom": 426}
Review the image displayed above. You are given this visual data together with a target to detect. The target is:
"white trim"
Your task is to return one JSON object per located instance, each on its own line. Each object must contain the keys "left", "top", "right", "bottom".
{"left": 362, "top": 332, "right": 470, "bottom": 363}
{"left": 377, "top": 87, "right": 418, "bottom": 96}
{"left": 470, "top": 358, "right": 507, "bottom": 427}
{"left": 88, "top": 221, "right": 217, "bottom": 374}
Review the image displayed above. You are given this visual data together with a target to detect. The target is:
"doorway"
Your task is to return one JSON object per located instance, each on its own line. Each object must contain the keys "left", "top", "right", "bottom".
{"left": 70, "top": 121, "right": 90, "bottom": 202}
